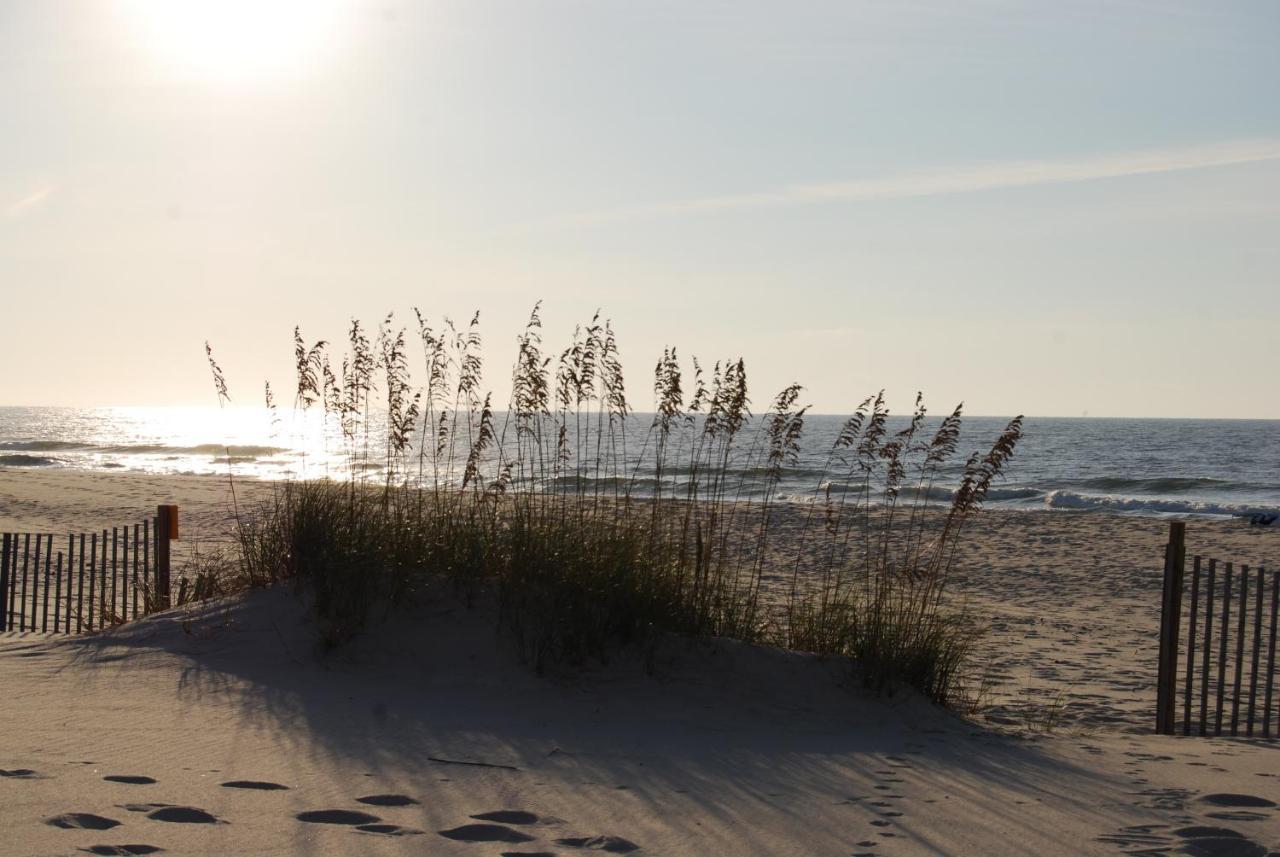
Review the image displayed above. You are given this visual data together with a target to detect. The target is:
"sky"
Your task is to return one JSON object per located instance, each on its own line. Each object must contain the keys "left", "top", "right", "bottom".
{"left": 2, "top": 0, "right": 1278, "bottom": 418}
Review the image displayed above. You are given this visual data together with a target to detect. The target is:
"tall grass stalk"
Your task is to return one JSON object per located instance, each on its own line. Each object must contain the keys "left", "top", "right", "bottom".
{"left": 214, "top": 306, "right": 1022, "bottom": 704}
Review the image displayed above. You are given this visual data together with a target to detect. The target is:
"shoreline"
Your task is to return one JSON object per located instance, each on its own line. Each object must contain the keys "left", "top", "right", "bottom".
{"left": 3, "top": 466, "right": 1277, "bottom": 534}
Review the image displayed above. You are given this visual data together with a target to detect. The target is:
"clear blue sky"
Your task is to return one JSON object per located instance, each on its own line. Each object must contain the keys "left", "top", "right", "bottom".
{"left": 2, "top": 1, "right": 1278, "bottom": 417}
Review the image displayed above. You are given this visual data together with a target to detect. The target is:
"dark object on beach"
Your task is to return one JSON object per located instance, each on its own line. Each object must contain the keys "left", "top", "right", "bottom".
{"left": 0, "top": 768, "right": 36, "bottom": 777}
{"left": 555, "top": 834, "right": 642, "bottom": 853}
{"left": 296, "top": 809, "right": 382, "bottom": 825}
{"left": 356, "top": 823, "right": 424, "bottom": 836}
{"left": 438, "top": 824, "right": 536, "bottom": 843}
{"left": 472, "top": 810, "right": 540, "bottom": 825}
{"left": 221, "top": 780, "right": 290, "bottom": 790}
{"left": 103, "top": 775, "right": 157, "bottom": 785}
{"left": 428, "top": 755, "right": 520, "bottom": 771}
{"left": 1199, "top": 794, "right": 1278, "bottom": 809}
{"left": 356, "top": 793, "right": 419, "bottom": 807}
{"left": 1247, "top": 512, "right": 1277, "bottom": 526}
{"left": 146, "top": 806, "right": 220, "bottom": 824}
{"left": 79, "top": 846, "right": 164, "bottom": 856}
{"left": 46, "top": 813, "right": 122, "bottom": 830}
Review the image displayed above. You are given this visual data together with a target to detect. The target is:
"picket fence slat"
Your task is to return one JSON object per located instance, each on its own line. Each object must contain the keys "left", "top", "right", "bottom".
{"left": 0, "top": 533, "right": 10, "bottom": 632}
{"left": 1265, "top": 571, "right": 1278, "bottom": 739}
{"left": 1247, "top": 567, "right": 1264, "bottom": 736}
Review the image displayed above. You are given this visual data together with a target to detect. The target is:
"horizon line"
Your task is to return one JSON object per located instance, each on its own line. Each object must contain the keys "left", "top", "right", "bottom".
{"left": 0, "top": 404, "right": 1277, "bottom": 422}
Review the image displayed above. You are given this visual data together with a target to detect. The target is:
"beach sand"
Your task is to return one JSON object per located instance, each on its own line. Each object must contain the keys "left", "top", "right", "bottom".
{"left": 2, "top": 469, "right": 1278, "bottom": 855}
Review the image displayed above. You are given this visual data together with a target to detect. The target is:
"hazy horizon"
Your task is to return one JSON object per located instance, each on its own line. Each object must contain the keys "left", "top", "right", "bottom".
{"left": 2, "top": 404, "right": 1280, "bottom": 423}
{"left": 3, "top": 2, "right": 1279, "bottom": 418}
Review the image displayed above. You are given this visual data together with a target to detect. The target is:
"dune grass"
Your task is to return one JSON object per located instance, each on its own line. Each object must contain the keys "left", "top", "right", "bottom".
{"left": 208, "top": 305, "right": 1023, "bottom": 706}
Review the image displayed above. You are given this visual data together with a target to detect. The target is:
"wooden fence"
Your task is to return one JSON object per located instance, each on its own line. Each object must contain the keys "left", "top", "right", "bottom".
{"left": 1157, "top": 522, "right": 1278, "bottom": 738}
{"left": 0, "top": 505, "right": 177, "bottom": 635}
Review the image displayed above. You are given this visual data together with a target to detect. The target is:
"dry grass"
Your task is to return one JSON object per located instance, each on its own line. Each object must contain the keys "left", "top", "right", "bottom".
{"left": 208, "top": 304, "right": 1023, "bottom": 706}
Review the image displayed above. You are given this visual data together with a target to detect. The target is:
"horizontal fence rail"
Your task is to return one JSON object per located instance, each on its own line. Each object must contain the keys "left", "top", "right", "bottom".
{"left": 0, "top": 506, "right": 176, "bottom": 636}
{"left": 1157, "top": 523, "right": 1277, "bottom": 739}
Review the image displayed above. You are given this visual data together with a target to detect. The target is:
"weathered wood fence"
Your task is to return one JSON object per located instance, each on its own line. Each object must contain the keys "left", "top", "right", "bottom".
{"left": 1157, "top": 522, "right": 1278, "bottom": 738}
{"left": 0, "top": 505, "right": 178, "bottom": 635}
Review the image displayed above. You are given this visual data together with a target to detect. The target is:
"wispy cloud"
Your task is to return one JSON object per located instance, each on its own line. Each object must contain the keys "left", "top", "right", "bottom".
{"left": 545, "top": 138, "right": 1280, "bottom": 227}
{"left": 5, "top": 186, "right": 54, "bottom": 219}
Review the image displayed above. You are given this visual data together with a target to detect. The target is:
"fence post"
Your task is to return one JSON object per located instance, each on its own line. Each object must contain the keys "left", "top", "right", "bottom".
{"left": 1157, "top": 521, "right": 1187, "bottom": 734}
{"left": 0, "top": 533, "right": 10, "bottom": 632}
{"left": 156, "top": 505, "right": 178, "bottom": 610}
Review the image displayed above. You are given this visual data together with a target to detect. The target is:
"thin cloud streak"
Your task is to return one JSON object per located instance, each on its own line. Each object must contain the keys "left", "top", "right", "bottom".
{"left": 5, "top": 187, "right": 54, "bottom": 219}
{"left": 547, "top": 138, "right": 1280, "bottom": 227}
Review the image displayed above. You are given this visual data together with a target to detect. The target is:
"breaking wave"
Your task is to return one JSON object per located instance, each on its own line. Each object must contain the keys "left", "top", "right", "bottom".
{"left": 0, "top": 454, "right": 62, "bottom": 467}
{"left": 1045, "top": 490, "right": 1280, "bottom": 518}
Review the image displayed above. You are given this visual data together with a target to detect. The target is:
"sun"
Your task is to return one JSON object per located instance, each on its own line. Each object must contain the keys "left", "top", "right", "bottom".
{"left": 123, "top": 0, "right": 347, "bottom": 85}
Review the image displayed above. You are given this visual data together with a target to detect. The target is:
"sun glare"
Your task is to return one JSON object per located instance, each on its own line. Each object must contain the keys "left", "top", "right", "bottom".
{"left": 124, "top": 0, "right": 347, "bottom": 85}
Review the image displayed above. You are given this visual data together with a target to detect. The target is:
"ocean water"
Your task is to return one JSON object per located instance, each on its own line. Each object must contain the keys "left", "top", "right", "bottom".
{"left": 1, "top": 407, "right": 1277, "bottom": 519}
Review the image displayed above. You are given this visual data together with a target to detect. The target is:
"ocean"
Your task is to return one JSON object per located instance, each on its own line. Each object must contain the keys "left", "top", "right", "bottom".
{"left": 1, "top": 407, "right": 1277, "bottom": 519}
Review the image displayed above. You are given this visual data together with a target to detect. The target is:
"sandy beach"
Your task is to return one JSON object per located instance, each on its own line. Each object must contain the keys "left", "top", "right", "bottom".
{"left": 8, "top": 1, "right": 1278, "bottom": 853}
{"left": 2, "top": 469, "right": 1278, "bottom": 856}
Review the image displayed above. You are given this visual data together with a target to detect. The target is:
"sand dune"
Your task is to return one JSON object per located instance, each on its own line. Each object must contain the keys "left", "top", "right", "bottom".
{"left": 2, "top": 588, "right": 1278, "bottom": 856}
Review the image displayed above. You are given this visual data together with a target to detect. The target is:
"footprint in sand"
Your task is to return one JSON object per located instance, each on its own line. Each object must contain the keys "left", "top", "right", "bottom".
{"left": 1199, "top": 794, "right": 1277, "bottom": 809}
{"left": 0, "top": 768, "right": 37, "bottom": 777}
{"left": 146, "top": 806, "right": 222, "bottom": 824}
{"left": 221, "top": 780, "right": 289, "bottom": 791}
{"left": 471, "top": 810, "right": 554, "bottom": 825}
{"left": 79, "top": 847, "right": 164, "bottom": 856}
{"left": 297, "top": 809, "right": 382, "bottom": 826}
{"left": 1206, "top": 811, "right": 1271, "bottom": 822}
{"left": 1174, "top": 825, "right": 1268, "bottom": 857}
{"left": 356, "top": 794, "right": 420, "bottom": 807}
{"left": 554, "top": 834, "right": 641, "bottom": 853}
{"left": 439, "top": 824, "right": 536, "bottom": 844}
{"left": 46, "top": 813, "right": 122, "bottom": 830}
{"left": 356, "top": 824, "right": 425, "bottom": 836}
{"left": 104, "top": 776, "right": 157, "bottom": 785}
{"left": 1099, "top": 822, "right": 1273, "bottom": 856}
{"left": 1096, "top": 824, "right": 1171, "bottom": 850}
